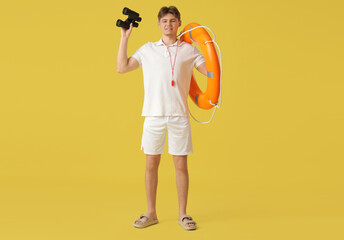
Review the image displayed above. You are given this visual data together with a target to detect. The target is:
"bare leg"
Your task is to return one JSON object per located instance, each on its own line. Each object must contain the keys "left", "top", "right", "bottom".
{"left": 173, "top": 155, "right": 195, "bottom": 227}
{"left": 135, "top": 154, "right": 160, "bottom": 225}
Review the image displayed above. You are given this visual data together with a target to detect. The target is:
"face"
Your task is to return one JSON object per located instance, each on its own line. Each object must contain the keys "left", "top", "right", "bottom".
{"left": 158, "top": 13, "right": 181, "bottom": 37}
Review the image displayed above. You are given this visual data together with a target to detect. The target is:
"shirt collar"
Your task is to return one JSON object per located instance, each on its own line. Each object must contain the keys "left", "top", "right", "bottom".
{"left": 155, "top": 38, "right": 183, "bottom": 47}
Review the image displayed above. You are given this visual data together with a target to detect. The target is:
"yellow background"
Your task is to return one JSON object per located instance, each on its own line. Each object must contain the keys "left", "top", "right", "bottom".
{"left": 0, "top": 0, "right": 343, "bottom": 239}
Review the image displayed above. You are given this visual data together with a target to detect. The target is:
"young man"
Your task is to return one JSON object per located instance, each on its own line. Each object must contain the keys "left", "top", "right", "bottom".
{"left": 117, "top": 6, "right": 207, "bottom": 230}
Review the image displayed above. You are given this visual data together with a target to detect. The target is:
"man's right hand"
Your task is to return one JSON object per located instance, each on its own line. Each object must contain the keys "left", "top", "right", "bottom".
{"left": 121, "top": 22, "right": 133, "bottom": 39}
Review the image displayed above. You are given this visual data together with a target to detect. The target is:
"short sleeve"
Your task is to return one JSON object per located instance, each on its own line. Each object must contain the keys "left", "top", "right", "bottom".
{"left": 131, "top": 44, "right": 146, "bottom": 66}
{"left": 193, "top": 46, "right": 206, "bottom": 68}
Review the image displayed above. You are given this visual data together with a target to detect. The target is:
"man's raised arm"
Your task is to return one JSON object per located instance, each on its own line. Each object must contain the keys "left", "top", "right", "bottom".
{"left": 117, "top": 22, "right": 140, "bottom": 73}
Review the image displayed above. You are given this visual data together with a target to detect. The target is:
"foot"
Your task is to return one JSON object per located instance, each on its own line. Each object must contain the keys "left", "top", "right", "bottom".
{"left": 134, "top": 213, "right": 158, "bottom": 225}
{"left": 181, "top": 216, "right": 195, "bottom": 227}
{"left": 178, "top": 214, "right": 197, "bottom": 230}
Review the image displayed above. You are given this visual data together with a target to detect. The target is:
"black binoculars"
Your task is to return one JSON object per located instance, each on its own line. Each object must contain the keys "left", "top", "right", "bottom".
{"left": 116, "top": 7, "right": 142, "bottom": 29}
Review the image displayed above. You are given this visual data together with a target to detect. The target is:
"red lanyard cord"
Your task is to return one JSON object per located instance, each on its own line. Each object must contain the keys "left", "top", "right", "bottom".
{"left": 162, "top": 39, "right": 179, "bottom": 86}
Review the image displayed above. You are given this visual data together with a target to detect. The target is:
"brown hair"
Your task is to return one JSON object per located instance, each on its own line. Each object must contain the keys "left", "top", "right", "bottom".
{"left": 157, "top": 6, "right": 181, "bottom": 21}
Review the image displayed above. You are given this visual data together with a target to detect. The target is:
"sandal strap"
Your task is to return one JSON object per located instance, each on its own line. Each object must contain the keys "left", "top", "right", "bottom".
{"left": 180, "top": 214, "right": 196, "bottom": 225}
{"left": 180, "top": 214, "right": 192, "bottom": 221}
{"left": 183, "top": 219, "right": 196, "bottom": 224}
{"left": 140, "top": 213, "right": 152, "bottom": 219}
{"left": 136, "top": 213, "right": 151, "bottom": 222}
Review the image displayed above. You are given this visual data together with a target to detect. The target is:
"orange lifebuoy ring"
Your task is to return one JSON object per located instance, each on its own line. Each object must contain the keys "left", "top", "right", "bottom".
{"left": 180, "top": 23, "right": 221, "bottom": 110}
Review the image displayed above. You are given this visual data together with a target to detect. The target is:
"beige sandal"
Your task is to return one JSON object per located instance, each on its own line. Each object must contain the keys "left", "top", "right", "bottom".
{"left": 133, "top": 213, "right": 159, "bottom": 228}
{"left": 178, "top": 214, "right": 197, "bottom": 230}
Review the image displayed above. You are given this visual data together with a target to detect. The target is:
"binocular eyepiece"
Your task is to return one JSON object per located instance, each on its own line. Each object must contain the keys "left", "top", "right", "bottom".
{"left": 116, "top": 7, "right": 142, "bottom": 29}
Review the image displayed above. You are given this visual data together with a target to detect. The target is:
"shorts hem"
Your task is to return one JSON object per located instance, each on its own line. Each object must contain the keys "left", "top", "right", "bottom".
{"left": 142, "top": 149, "right": 164, "bottom": 155}
{"left": 141, "top": 145, "right": 163, "bottom": 155}
{"left": 168, "top": 151, "right": 193, "bottom": 156}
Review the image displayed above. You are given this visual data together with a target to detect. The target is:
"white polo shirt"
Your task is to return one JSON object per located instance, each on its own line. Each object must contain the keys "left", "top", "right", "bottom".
{"left": 131, "top": 38, "right": 206, "bottom": 116}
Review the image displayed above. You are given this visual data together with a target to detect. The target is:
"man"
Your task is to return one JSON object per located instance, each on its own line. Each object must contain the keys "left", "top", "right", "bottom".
{"left": 117, "top": 6, "right": 207, "bottom": 230}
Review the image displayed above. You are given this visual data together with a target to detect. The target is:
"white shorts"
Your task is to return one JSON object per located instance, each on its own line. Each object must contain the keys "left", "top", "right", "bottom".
{"left": 141, "top": 116, "right": 193, "bottom": 155}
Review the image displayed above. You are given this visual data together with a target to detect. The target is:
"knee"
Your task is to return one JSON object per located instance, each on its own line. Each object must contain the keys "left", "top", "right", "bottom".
{"left": 174, "top": 161, "right": 188, "bottom": 172}
{"left": 146, "top": 155, "right": 160, "bottom": 172}
{"left": 174, "top": 164, "right": 187, "bottom": 172}
{"left": 146, "top": 162, "right": 159, "bottom": 172}
{"left": 173, "top": 156, "right": 188, "bottom": 172}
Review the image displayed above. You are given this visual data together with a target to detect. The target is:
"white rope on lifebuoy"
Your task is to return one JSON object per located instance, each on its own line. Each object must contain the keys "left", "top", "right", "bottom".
{"left": 178, "top": 26, "right": 223, "bottom": 124}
